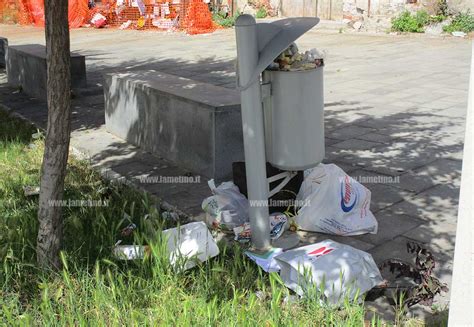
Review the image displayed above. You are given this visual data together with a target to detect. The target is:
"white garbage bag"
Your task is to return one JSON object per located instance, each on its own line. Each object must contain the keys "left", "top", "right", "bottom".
{"left": 275, "top": 240, "right": 383, "bottom": 304}
{"left": 202, "top": 179, "right": 249, "bottom": 230}
{"left": 162, "top": 221, "right": 220, "bottom": 271}
{"left": 296, "top": 163, "right": 378, "bottom": 235}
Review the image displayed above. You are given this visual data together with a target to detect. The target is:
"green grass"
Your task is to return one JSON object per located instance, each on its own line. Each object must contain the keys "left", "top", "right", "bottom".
{"left": 0, "top": 109, "right": 394, "bottom": 325}
{"left": 443, "top": 11, "right": 474, "bottom": 33}
{"left": 391, "top": 10, "right": 431, "bottom": 33}
{"left": 212, "top": 12, "right": 240, "bottom": 28}
{"left": 256, "top": 7, "right": 267, "bottom": 19}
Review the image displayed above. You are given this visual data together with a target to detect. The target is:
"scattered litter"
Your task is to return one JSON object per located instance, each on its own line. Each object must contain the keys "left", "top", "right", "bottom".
{"left": 233, "top": 223, "right": 251, "bottom": 243}
{"left": 163, "top": 221, "right": 219, "bottom": 271}
{"left": 28, "top": 143, "right": 37, "bottom": 150}
{"left": 31, "top": 132, "right": 42, "bottom": 139}
{"left": 120, "top": 223, "right": 137, "bottom": 237}
{"left": 255, "top": 290, "right": 266, "bottom": 301}
{"left": 23, "top": 185, "right": 40, "bottom": 196}
{"left": 352, "top": 21, "right": 362, "bottom": 30}
{"left": 245, "top": 247, "right": 283, "bottom": 272}
{"left": 202, "top": 179, "right": 249, "bottom": 230}
{"left": 295, "top": 163, "right": 378, "bottom": 235}
{"left": 275, "top": 240, "right": 383, "bottom": 304}
{"left": 233, "top": 212, "right": 289, "bottom": 243}
{"left": 113, "top": 244, "right": 150, "bottom": 260}
{"left": 452, "top": 31, "right": 467, "bottom": 37}
{"left": 119, "top": 20, "right": 132, "bottom": 30}
{"left": 112, "top": 221, "right": 219, "bottom": 266}
{"left": 269, "top": 212, "right": 289, "bottom": 239}
{"left": 91, "top": 13, "right": 107, "bottom": 28}
{"left": 267, "top": 43, "right": 325, "bottom": 72}
{"left": 283, "top": 294, "right": 299, "bottom": 305}
{"left": 162, "top": 211, "right": 180, "bottom": 222}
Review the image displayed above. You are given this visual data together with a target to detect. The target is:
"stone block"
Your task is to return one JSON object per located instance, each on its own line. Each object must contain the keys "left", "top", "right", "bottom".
{"left": 6, "top": 44, "right": 86, "bottom": 99}
{"left": 104, "top": 70, "right": 244, "bottom": 181}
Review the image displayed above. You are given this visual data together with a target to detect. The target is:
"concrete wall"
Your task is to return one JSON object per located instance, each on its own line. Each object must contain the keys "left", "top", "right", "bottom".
{"left": 448, "top": 0, "right": 474, "bottom": 12}
{"left": 104, "top": 71, "right": 244, "bottom": 181}
{"left": 6, "top": 44, "right": 86, "bottom": 99}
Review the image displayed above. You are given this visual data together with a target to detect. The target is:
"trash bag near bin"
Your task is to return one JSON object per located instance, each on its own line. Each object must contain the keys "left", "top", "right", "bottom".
{"left": 295, "top": 164, "right": 378, "bottom": 236}
{"left": 201, "top": 179, "right": 250, "bottom": 230}
{"left": 274, "top": 240, "right": 383, "bottom": 304}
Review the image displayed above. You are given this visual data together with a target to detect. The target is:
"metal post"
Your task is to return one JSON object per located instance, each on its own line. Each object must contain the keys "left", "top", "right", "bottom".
{"left": 235, "top": 15, "right": 271, "bottom": 251}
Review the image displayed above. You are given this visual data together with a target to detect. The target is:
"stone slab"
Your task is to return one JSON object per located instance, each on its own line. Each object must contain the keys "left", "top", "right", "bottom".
{"left": 104, "top": 70, "right": 244, "bottom": 181}
{"left": 6, "top": 44, "right": 86, "bottom": 99}
{"left": 355, "top": 209, "right": 424, "bottom": 246}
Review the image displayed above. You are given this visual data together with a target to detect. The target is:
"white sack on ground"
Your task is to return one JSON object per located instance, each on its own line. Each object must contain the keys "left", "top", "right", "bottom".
{"left": 296, "top": 163, "right": 378, "bottom": 235}
{"left": 202, "top": 179, "right": 249, "bottom": 230}
{"left": 163, "top": 221, "right": 220, "bottom": 270}
{"left": 274, "top": 240, "right": 383, "bottom": 304}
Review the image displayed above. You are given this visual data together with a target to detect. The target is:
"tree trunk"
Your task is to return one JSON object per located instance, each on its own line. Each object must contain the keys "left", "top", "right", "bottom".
{"left": 36, "top": 0, "right": 71, "bottom": 269}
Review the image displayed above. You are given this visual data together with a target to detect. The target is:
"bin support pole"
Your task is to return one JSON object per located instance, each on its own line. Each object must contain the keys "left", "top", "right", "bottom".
{"left": 235, "top": 15, "right": 271, "bottom": 251}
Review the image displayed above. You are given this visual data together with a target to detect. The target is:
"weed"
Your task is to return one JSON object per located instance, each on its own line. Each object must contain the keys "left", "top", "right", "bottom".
{"left": 391, "top": 10, "right": 431, "bottom": 33}
{"left": 212, "top": 12, "right": 240, "bottom": 28}
{"left": 443, "top": 11, "right": 474, "bottom": 33}
{"left": 256, "top": 7, "right": 267, "bottom": 19}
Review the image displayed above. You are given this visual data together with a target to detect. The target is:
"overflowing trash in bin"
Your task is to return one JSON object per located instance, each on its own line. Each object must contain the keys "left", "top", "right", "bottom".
{"left": 266, "top": 43, "right": 325, "bottom": 72}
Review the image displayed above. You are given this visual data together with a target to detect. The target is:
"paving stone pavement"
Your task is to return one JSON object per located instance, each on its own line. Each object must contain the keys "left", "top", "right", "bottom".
{"left": 0, "top": 24, "right": 469, "bottom": 322}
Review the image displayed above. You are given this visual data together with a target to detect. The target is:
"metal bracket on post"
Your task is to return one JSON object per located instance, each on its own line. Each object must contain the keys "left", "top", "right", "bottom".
{"left": 235, "top": 15, "right": 319, "bottom": 252}
{"left": 268, "top": 171, "right": 297, "bottom": 198}
{"left": 261, "top": 82, "right": 272, "bottom": 100}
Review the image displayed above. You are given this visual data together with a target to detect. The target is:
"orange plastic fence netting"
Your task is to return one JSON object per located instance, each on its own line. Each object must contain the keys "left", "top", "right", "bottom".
{"left": 0, "top": 0, "right": 89, "bottom": 28}
{"left": 1, "top": 0, "right": 218, "bottom": 34}
{"left": 182, "top": 0, "right": 217, "bottom": 35}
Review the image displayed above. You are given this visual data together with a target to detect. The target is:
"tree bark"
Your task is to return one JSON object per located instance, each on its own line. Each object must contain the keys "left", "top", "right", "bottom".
{"left": 36, "top": 0, "right": 71, "bottom": 269}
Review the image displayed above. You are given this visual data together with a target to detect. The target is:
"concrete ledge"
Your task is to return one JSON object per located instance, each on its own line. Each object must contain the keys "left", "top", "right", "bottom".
{"left": 104, "top": 70, "right": 244, "bottom": 180}
{"left": 0, "top": 37, "right": 7, "bottom": 67}
{"left": 6, "top": 44, "right": 86, "bottom": 99}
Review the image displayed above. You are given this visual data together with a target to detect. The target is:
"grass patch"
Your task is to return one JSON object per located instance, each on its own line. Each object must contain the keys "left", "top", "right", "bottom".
{"left": 391, "top": 10, "right": 431, "bottom": 33}
{"left": 256, "top": 7, "right": 267, "bottom": 19}
{"left": 212, "top": 12, "right": 240, "bottom": 28}
{"left": 443, "top": 11, "right": 474, "bottom": 33}
{"left": 0, "top": 109, "right": 397, "bottom": 325}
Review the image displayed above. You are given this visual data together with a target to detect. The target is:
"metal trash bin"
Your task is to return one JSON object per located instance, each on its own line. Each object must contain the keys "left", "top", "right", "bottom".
{"left": 262, "top": 66, "right": 324, "bottom": 170}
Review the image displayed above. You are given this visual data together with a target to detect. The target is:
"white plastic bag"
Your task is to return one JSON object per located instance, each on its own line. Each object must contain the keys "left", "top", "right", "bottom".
{"left": 275, "top": 240, "right": 383, "bottom": 304}
{"left": 202, "top": 179, "right": 249, "bottom": 230}
{"left": 296, "top": 164, "right": 378, "bottom": 235}
{"left": 162, "top": 222, "right": 220, "bottom": 271}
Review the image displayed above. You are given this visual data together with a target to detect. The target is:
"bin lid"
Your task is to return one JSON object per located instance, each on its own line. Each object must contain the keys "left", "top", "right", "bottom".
{"left": 238, "top": 16, "right": 320, "bottom": 89}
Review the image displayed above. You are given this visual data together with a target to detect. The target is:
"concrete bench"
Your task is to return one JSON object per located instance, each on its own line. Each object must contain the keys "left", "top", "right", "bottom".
{"left": 104, "top": 70, "right": 244, "bottom": 181}
{"left": 6, "top": 44, "right": 86, "bottom": 99}
{"left": 0, "top": 37, "right": 7, "bottom": 67}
